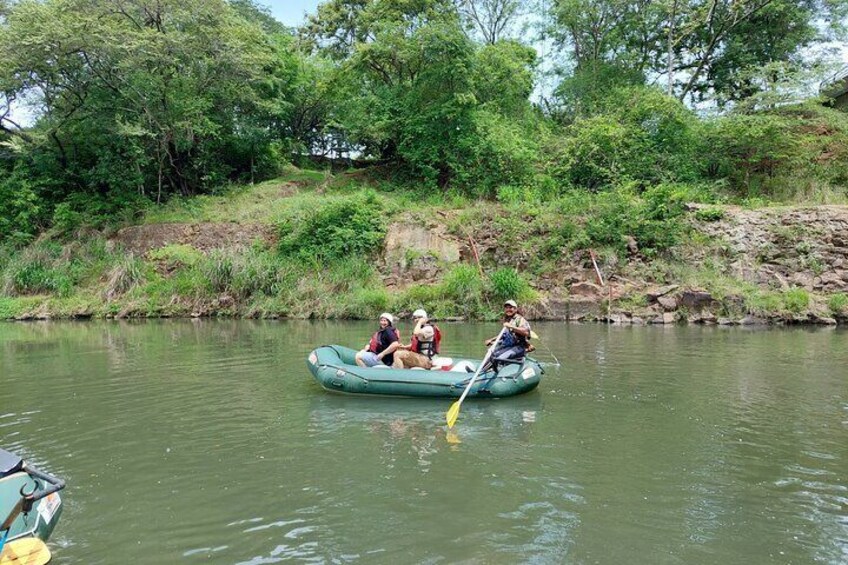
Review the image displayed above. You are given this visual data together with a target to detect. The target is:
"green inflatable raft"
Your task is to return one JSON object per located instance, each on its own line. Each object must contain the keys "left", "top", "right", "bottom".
{"left": 307, "top": 345, "right": 543, "bottom": 398}
{"left": 1, "top": 448, "right": 65, "bottom": 563}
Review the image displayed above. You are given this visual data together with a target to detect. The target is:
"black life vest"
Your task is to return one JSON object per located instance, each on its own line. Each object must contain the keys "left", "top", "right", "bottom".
{"left": 410, "top": 324, "right": 441, "bottom": 359}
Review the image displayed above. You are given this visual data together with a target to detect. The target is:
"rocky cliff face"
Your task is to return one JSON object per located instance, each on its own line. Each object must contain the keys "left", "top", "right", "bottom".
{"left": 379, "top": 206, "right": 848, "bottom": 325}
{"left": 694, "top": 205, "right": 848, "bottom": 293}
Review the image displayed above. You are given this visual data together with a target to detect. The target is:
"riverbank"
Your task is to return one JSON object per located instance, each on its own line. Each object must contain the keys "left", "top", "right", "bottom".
{"left": 1, "top": 167, "right": 847, "bottom": 325}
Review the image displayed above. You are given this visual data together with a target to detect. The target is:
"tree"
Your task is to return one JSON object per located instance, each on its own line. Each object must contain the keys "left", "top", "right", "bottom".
{"left": 0, "top": 0, "right": 277, "bottom": 201}
{"left": 302, "top": 0, "right": 540, "bottom": 191}
{"left": 546, "top": 0, "right": 848, "bottom": 108}
{"left": 473, "top": 40, "right": 537, "bottom": 117}
{"left": 456, "top": 0, "right": 522, "bottom": 44}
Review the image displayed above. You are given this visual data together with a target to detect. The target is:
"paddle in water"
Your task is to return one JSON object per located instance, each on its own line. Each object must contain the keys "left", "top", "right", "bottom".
{"left": 445, "top": 327, "right": 507, "bottom": 429}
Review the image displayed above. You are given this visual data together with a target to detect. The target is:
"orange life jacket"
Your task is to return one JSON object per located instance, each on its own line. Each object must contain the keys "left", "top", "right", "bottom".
{"left": 369, "top": 327, "right": 400, "bottom": 354}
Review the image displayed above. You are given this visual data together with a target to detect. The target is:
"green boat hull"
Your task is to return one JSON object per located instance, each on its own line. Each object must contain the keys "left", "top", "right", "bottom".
{"left": 0, "top": 451, "right": 64, "bottom": 545}
{"left": 307, "top": 345, "right": 543, "bottom": 398}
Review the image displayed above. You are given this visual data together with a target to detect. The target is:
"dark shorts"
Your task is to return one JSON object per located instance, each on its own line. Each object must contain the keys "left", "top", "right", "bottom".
{"left": 493, "top": 345, "right": 525, "bottom": 363}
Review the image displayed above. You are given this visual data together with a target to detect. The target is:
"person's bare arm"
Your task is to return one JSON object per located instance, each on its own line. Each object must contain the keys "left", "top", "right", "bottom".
{"left": 377, "top": 341, "right": 400, "bottom": 360}
{"left": 505, "top": 322, "right": 530, "bottom": 338}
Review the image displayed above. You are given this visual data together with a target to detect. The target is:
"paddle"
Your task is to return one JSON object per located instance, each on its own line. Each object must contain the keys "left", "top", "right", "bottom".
{"left": 0, "top": 537, "right": 52, "bottom": 565}
{"left": 445, "top": 327, "right": 508, "bottom": 429}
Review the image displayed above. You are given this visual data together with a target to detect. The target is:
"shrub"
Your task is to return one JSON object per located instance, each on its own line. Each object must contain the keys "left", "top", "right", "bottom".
{"left": 440, "top": 264, "right": 483, "bottom": 303}
{"left": 347, "top": 287, "right": 390, "bottom": 318}
{"left": 547, "top": 86, "right": 700, "bottom": 191}
{"left": 202, "top": 249, "right": 235, "bottom": 294}
{"left": 783, "top": 288, "right": 810, "bottom": 314}
{"left": 147, "top": 244, "right": 203, "bottom": 268}
{"left": 0, "top": 169, "right": 43, "bottom": 244}
{"left": 456, "top": 109, "right": 539, "bottom": 197}
{"left": 745, "top": 291, "right": 783, "bottom": 316}
{"left": 700, "top": 104, "right": 848, "bottom": 200}
{"left": 700, "top": 112, "right": 798, "bottom": 197}
{"left": 578, "top": 184, "right": 694, "bottom": 255}
{"left": 51, "top": 191, "right": 149, "bottom": 234}
{"left": 1, "top": 244, "right": 73, "bottom": 297}
{"left": 539, "top": 218, "right": 588, "bottom": 257}
{"left": 488, "top": 267, "right": 534, "bottom": 303}
{"left": 827, "top": 293, "right": 848, "bottom": 314}
{"left": 277, "top": 191, "right": 386, "bottom": 260}
{"left": 103, "top": 254, "right": 145, "bottom": 300}
{"left": 695, "top": 207, "right": 726, "bottom": 222}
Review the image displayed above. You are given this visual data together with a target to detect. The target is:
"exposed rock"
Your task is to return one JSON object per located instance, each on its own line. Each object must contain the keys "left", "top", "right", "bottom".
{"left": 789, "top": 272, "right": 815, "bottom": 290}
{"left": 525, "top": 298, "right": 569, "bottom": 320}
{"left": 820, "top": 271, "right": 848, "bottom": 291}
{"left": 607, "top": 313, "right": 629, "bottom": 324}
{"left": 113, "top": 222, "right": 274, "bottom": 254}
{"left": 567, "top": 297, "right": 603, "bottom": 321}
{"left": 739, "top": 315, "right": 767, "bottom": 325}
{"left": 689, "top": 311, "right": 717, "bottom": 324}
{"left": 657, "top": 295, "right": 678, "bottom": 311}
{"left": 679, "top": 290, "right": 715, "bottom": 310}
{"left": 723, "top": 295, "right": 746, "bottom": 314}
{"left": 404, "top": 255, "right": 442, "bottom": 283}
{"left": 382, "top": 222, "right": 461, "bottom": 284}
{"left": 809, "top": 313, "right": 838, "bottom": 325}
{"left": 384, "top": 223, "right": 461, "bottom": 264}
{"left": 646, "top": 284, "right": 678, "bottom": 302}
{"left": 570, "top": 281, "right": 603, "bottom": 297}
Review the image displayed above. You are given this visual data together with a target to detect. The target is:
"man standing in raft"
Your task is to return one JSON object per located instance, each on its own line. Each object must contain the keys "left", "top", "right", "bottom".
{"left": 355, "top": 313, "right": 400, "bottom": 367}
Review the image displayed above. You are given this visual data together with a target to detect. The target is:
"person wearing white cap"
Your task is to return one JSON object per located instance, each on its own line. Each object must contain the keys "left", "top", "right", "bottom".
{"left": 481, "top": 299, "right": 531, "bottom": 373}
{"left": 393, "top": 309, "right": 442, "bottom": 369}
{"left": 355, "top": 313, "right": 400, "bottom": 368}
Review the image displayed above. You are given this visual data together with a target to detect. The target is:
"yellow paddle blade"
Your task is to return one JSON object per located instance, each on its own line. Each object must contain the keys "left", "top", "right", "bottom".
{"left": 445, "top": 430, "right": 461, "bottom": 444}
{"left": 446, "top": 399, "right": 461, "bottom": 429}
{"left": 0, "top": 538, "right": 52, "bottom": 565}
{"left": 530, "top": 330, "right": 539, "bottom": 340}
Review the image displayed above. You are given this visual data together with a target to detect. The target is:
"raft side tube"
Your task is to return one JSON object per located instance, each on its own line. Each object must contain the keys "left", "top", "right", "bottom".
{"left": 306, "top": 345, "right": 542, "bottom": 398}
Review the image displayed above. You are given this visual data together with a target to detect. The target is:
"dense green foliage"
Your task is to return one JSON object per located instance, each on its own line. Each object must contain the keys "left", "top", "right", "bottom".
{"left": 0, "top": 0, "right": 842, "bottom": 325}
{"left": 1, "top": 0, "right": 846, "bottom": 252}
{"left": 547, "top": 0, "right": 847, "bottom": 107}
{"left": 277, "top": 192, "right": 386, "bottom": 260}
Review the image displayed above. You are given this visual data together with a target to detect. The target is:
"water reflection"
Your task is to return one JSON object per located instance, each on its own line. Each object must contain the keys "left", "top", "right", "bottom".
{"left": 307, "top": 392, "right": 544, "bottom": 467}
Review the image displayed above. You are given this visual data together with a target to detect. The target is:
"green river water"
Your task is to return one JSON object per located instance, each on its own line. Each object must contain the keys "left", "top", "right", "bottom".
{"left": 1, "top": 320, "right": 846, "bottom": 564}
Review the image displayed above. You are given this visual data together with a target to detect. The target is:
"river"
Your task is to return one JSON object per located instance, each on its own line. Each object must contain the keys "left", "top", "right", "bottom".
{"left": 1, "top": 320, "right": 846, "bottom": 564}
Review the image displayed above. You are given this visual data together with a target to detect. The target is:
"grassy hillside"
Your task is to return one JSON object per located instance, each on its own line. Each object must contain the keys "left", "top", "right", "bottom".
{"left": 2, "top": 165, "right": 848, "bottom": 324}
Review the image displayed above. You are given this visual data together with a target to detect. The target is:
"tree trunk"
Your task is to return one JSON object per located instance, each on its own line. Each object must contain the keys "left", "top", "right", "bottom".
{"left": 667, "top": 0, "right": 678, "bottom": 96}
